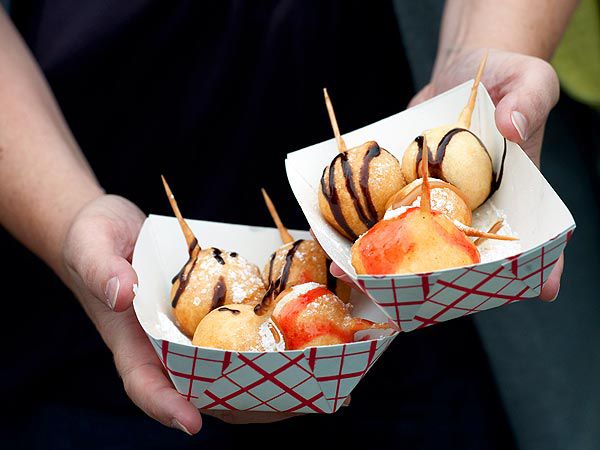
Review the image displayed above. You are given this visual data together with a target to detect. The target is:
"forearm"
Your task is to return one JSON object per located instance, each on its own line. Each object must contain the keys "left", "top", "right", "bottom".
{"left": 437, "top": 0, "right": 578, "bottom": 68}
{"left": 0, "top": 9, "right": 103, "bottom": 275}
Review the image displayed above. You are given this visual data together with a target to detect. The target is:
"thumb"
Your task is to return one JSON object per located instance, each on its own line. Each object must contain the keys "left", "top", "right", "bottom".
{"left": 494, "top": 59, "right": 559, "bottom": 165}
{"left": 63, "top": 196, "right": 145, "bottom": 312}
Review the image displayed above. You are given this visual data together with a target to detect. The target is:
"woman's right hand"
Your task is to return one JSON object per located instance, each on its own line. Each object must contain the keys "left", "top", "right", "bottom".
{"left": 60, "top": 194, "right": 203, "bottom": 435}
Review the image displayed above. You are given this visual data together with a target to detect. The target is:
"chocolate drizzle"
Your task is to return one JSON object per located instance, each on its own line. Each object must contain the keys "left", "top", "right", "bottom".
{"left": 217, "top": 307, "right": 240, "bottom": 315}
{"left": 341, "top": 153, "right": 371, "bottom": 228}
{"left": 415, "top": 128, "right": 505, "bottom": 200}
{"left": 212, "top": 248, "right": 226, "bottom": 265}
{"left": 211, "top": 276, "right": 227, "bottom": 309}
{"left": 359, "top": 143, "right": 381, "bottom": 225}
{"left": 255, "top": 239, "right": 304, "bottom": 315}
{"left": 320, "top": 143, "right": 383, "bottom": 239}
{"left": 490, "top": 138, "right": 507, "bottom": 196}
{"left": 266, "top": 251, "right": 276, "bottom": 283}
{"left": 171, "top": 238, "right": 199, "bottom": 308}
{"left": 279, "top": 239, "right": 303, "bottom": 290}
{"left": 321, "top": 158, "right": 357, "bottom": 239}
{"left": 171, "top": 238, "right": 199, "bottom": 284}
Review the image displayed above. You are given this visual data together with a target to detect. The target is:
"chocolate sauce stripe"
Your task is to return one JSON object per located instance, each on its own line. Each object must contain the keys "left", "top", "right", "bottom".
{"left": 340, "top": 153, "right": 371, "bottom": 228}
{"left": 278, "top": 239, "right": 303, "bottom": 291}
{"left": 321, "top": 156, "right": 358, "bottom": 240}
{"left": 255, "top": 239, "right": 304, "bottom": 315}
{"left": 211, "top": 276, "right": 227, "bottom": 309}
{"left": 321, "top": 144, "right": 386, "bottom": 239}
{"left": 171, "top": 254, "right": 198, "bottom": 308}
{"left": 415, "top": 128, "right": 502, "bottom": 195}
{"left": 359, "top": 143, "right": 381, "bottom": 226}
{"left": 217, "top": 306, "right": 240, "bottom": 315}
{"left": 212, "top": 247, "right": 226, "bottom": 265}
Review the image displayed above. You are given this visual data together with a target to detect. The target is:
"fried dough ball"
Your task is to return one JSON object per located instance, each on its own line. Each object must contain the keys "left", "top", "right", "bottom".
{"left": 271, "top": 283, "right": 390, "bottom": 350}
{"left": 384, "top": 177, "right": 472, "bottom": 225}
{"left": 192, "top": 304, "right": 284, "bottom": 351}
{"left": 401, "top": 126, "right": 493, "bottom": 210}
{"left": 352, "top": 208, "right": 480, "bottom": 275}
{"left": 318, "top": 141, "right": 405, "bottom": 240}
{"left": 262, "top": 239, "right": 328, "bottom": 291}
{"left": 172, "top": 248, "right": 266, "bottom": 338}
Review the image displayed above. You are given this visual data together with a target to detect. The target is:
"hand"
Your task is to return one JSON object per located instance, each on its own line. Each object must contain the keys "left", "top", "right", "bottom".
{"left": 409, "top": 48, "right": 562, "bottom": 301}
{"left": 60, "top": 194, "right": 203, "bottom": 435}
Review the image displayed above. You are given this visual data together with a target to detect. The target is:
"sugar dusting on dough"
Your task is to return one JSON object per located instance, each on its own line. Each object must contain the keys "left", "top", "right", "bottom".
{"left": 472, "top": 201, "right": 521, "bottom": 263}
{"left": 254, "top": 320, "right": 286, "bottom": 352}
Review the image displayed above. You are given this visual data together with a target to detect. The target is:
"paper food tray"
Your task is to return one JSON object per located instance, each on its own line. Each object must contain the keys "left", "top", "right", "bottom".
{"left": 132, "top": 215, "right": 396, "bottom": 413}
{"left": 285, "top": 81, "right": 575, "bottom": 331}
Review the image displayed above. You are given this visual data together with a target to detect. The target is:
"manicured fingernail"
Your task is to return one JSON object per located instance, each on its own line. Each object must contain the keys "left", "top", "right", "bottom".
{"left": 511, "top": 111, "right": 528, "bottom": 141}
{"left": 342, "top": 396, "right": 351, "bottom": 407}
{"left": 550, "top": 286, "right": 560, "bottom": 302}
{"left": 104, "top": 276, "right": 119, "bottom": 309}
{"left": 171, "top": 419, "right": 192, "bottom": 435}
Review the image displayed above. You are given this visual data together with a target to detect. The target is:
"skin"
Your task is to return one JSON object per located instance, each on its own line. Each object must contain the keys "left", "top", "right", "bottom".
{"left": 0, "top": 0, "right": 576, "bottom": 433}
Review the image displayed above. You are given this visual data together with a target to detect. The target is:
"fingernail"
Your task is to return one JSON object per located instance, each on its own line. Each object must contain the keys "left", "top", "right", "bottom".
{"left": 104, "top": 276, "right": 119, "bottom": 309}
{"left": 511, "top": 111, "right": 528, "bottom": 141}
{"left": 550, "top": 285, "right": 560, "bottom": 302}
{"left": 171, "top": 419, "right": 193, "bottom": 435}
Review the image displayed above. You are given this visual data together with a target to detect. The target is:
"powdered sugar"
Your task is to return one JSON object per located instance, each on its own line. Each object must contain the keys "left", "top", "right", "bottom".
{"left": 472, "top": 201, "right": 521, "bottom": 263}
{"left": 255, "top": 320, "right": 286, "bottom": 352}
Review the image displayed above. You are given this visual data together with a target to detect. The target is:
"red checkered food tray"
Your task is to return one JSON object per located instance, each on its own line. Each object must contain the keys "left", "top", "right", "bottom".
{"left": 286, "top": 81, "right": 576, "bottom": 330}
{"left": 132, "top": 216, "right": 396, "bottom": 413}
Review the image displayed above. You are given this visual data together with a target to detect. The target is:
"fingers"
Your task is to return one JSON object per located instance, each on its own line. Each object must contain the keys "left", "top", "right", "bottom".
{"left": 110, "top": 310, "right": 203, "bottom": 434}
{"left": 494, "top": 58, "right": 559, "bottom": 165}
{"left": 539, "top": 254, "right": 563, "bottom": 302}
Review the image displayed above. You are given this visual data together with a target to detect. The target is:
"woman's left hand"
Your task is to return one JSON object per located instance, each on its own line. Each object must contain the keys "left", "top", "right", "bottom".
{"left": 333, "top": 48, "right": 563, "bottom": 301}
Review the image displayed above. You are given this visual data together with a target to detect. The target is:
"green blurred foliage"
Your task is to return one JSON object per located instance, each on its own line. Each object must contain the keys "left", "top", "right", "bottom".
{"left": 552, "top": 0, "right": 600, "bottom": 109}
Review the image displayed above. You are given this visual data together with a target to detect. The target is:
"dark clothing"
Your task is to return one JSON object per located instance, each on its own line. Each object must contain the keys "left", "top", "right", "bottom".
{"left": 2, "top": 1, "right": 515, "bottom": 447}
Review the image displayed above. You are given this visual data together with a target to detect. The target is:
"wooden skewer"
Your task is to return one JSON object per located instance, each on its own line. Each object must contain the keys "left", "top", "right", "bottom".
{"left": 458, "top": 50, "right": 488, "bottom": 129}
{"left": 351, "top": 318, "right": 393, "bottom": 332}
{"left": 452, "top": 219, "right": 518, "bottom": 242}
{"left": 475, "top": 219, "right": 506, "bottom": 245}
{"left": 261, "top": 188, "right": 294, "bottom": 244}
{"left": 161, "top": 175, "right": 200, "bottom": 252}
{"left": 323, "top": 88, "right": 347, "bottom": 153}
{"left": 419, "top": 135, "right": 431, "bottom": 214}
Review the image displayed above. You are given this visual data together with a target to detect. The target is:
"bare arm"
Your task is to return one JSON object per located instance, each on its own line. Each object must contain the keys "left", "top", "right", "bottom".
{"left": 437, "top": 0, "right": 578, "bottom": 62}
{"left": 0, "top": 8, "right": 202, "bottom": 434}
{"left": 0, "top": 8, "right": 103, "bottom": 274}
{"left": 412, "top": 0, "right": 578, "bottom": 300}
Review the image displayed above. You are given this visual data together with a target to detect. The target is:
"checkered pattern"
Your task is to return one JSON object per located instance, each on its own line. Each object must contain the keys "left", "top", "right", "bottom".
{"left": 148, "top": 333, "right": 395, "bottom": 413}
{"left": 358, "top": 229, "right": 574, "bottom": 331}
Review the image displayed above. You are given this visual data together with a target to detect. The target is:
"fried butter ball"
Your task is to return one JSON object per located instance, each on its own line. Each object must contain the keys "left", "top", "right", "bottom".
{"left": 172, "top": 248, "right": 266, "bottom": 338}
{"left": 384, "top": 177, "right": 472, "bottom": 225}
{"left": 401, "top": 127, "right": 493, "bottom": 210}
{"left": 263, "top": 239, "right": 327, "bottom": 291}
{"left": 352, "top": 208, "right": 480, "bottom": 275}
{"left": 192, "top": 304, "right": 285, "bottom": 351}
{"left": 318, "top": 141, "right": 405, "bottom": 241}
{"left": 256, "top": 239, "right": 351, "bottom": 316}
{"left": 272, "top": 282, "right": 389, "bottom": 350}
